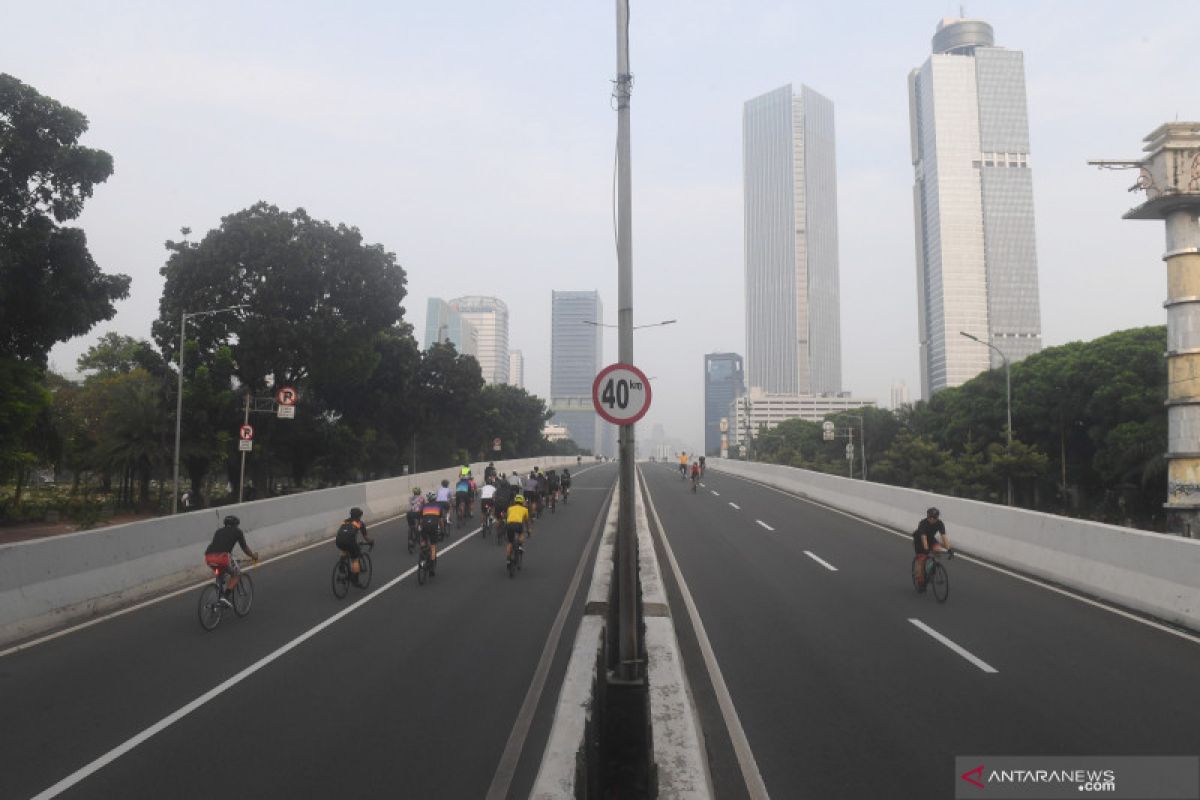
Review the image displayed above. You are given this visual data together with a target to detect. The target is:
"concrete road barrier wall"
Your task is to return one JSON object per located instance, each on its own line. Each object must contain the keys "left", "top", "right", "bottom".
{"left": 0, "top": 457, "right": 580, "bottom": 647}
{"left": 710, "top": 458, "right": 1200, "bottom": 632}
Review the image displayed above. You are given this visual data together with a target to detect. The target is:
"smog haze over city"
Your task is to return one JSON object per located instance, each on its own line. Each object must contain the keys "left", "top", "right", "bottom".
{"left": 8, "top": 0, "right": 1194, "bottom": 449}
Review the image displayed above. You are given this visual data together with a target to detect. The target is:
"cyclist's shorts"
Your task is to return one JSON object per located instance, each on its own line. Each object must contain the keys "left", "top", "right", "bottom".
{"left": 912, "top": 533, "right": 930, "bottom": 554}
{"left": 506, "top": 522, "right": 524, "bottom": 543}
{"left": 481, "top": 499, "right": 495, "bottom": 514}
{"left": 406, "top": 510, "right": 421, "bottom": 525}
{"left": 337, "top": 532, "right": 362, "bottom": 559}
{"left": 204, "top": 552, "right": 234, "bottom": 574}
{"left": 437, "top": 501, "right": 450, "bottom": 516}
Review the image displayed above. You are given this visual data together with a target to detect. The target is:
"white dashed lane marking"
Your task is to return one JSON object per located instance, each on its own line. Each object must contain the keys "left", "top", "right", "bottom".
{"left": 755, "top": 520, "right": 774, "bottom": 531}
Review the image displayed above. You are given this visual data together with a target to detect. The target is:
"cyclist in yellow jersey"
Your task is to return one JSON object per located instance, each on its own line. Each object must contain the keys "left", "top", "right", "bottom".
{"left": 678, "top": 451, "right": 688, "bottom": 479}
{"left": 505, "top": 495, "right": 531, "bottom": 567}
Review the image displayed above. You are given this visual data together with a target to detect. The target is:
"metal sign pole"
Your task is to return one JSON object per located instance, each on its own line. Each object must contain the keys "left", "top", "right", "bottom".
{"left": 238, "top": 392, "right": 250, "bottom": 503}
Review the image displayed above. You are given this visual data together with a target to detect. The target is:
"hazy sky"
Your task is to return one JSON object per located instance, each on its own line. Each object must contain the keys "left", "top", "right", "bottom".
{"left": 10, "top": 0, "right": 1195, "bottom": 450}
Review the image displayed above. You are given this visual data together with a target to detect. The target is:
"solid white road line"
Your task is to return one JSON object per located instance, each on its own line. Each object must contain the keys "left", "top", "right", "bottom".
{"left": 908, "top": 619, "right": 998, "bottom": 674}
{"left": 803, "top": 551, "right": 838, "bottom": 572}
{"left": 485, "top": 481, "right": 615, "bottom": 800}
{"left": 31, "top": 529, "right": 480, "bottom": 800}
{"left": 641, "top": 470, "right": 771, "bottom": 800}
{"left": 755, "top": 520, "right": 774, "bottom": 531}
{"left": 711, "top": 490, "right": 720, "bottom": 496}
{"left": 729, "top": 502, "right": 741, "bottom": 510}
{"left": 716, "top": 470, "right": 1200, "bottom": 648}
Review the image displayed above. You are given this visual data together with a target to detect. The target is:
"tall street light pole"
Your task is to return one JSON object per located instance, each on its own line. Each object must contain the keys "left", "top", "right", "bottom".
{"left": 613, "top": 0, "right": 639, "bottom": 683}
{"left": 961, "top": 331, "right": 1012, "bottom": 504}
{"left": 173, "top": 305, "right": 246, "bottom": 514}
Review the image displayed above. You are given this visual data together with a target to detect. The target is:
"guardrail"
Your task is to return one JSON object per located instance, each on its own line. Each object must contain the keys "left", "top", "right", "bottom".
{"left": 710, "top": 458, "right": 1200, "bottom": 632}
{"left": 0, "top": 457, "right": 580, "bottom": 648}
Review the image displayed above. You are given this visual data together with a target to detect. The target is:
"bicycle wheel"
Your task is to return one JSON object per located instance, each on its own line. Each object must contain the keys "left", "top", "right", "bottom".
{"left": 332, "top": 559, "right": 350, "bottom": 599}
{"left": 931, "top": 562, "right": 949, "bottom": 603}
{"left": 516, "top": 545, "right": 523, "bottom": 572}
{"left": 198, "top": 584, "right": 222, "bottom": 631}
{"left": 233, "top": 573, "right": 254, "bottom": 617}
{"left": 911, "top": 556, "right": 922, "bottom": 593}
{"left": 507, "top": 551, "right": 516, "bottom": 578}
{"left": 407, "top": 525, "right": 416, "bottom": 554}
{"left": 417, "top": 549, "right": 428, "bottom": 586}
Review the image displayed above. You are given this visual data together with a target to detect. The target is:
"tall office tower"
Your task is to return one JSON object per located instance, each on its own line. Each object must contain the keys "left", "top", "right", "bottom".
{"left": 890, "top": 380, "right": 911, "bottom": 410}
{"left": 550, "top": 290, "right": 604, "bottom": 456}
{"left": 423, "top": 298, "right": 478, "bottom": 357}
{"left": 909, "top": 17, "right": 1042, "bottom": 397}
{"left": 448, "top": 296, "right": 510, "bottom": 385}
{"left": 508, "top": 350, "right": 525, "bottom": 390}
{"left": 704, "top": 353, "right": 745, "bottom": 456}
{"left": 743, "top": 83, "right": 843, "bottom": 396}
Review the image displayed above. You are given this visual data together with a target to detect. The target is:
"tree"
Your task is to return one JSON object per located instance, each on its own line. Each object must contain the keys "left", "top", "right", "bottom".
{"left": 0, "top": 74, "right": 130, "bottom": 364}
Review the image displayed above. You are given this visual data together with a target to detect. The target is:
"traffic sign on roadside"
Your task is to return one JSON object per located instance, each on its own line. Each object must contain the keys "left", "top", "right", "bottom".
{"left": 275, "top": 386, "right": 299, "bottom": 406}
{"left": 277, "top": 405, "right": 296, "bottom": 419}
{"left": 592, "top": 363, "right": 652, "bottom": 425}
{"left": 493, "top": 437, "right": 502, "bottom": 451}
{"left": 238, "top": 439, "right": 253, "bottom": 452}
{"left": 239, "top": 424, "right": 254, "bottom": 441}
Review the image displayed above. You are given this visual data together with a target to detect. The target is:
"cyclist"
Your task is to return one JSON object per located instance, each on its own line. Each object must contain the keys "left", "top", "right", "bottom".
{"left": 406, "top": 487, "right": 423, "bottom": 545}
{"left": 484, "top": 462, "right": 497, "bottom": 484}
{"left": 204, "top": 515, "right": 259, "bottom": 606}
{"left": 494, "top": 477, "right": 512, "bottom": 522}
{"left": 508, "top": 470, "right": 522, "bottom": 490}
{"left": 699, "top": 455, "right": 706, "bottom": 476}
{"left": 560, "top": 468, "right": 572, "bottom": 502}
{"left": 505, "top": 494, "right": 531, "bottom": 568}
{"left": 480, "top": 479, "right": 498, "bottom": 531}
{"left": 455, "top": 472, "right": 473, "bottom": 522}
{"left": 535, "top": 469, "right": 549, "bottom": 517}
{"left": 678, "top": 452, "right": 688, "bottom": 479}
{"left": 546, "top": 469, "right": 561, "bottom": 510}
{"left": 690, "top": 461, "right": 701, "bottom": 490}
{"left": 419, "top": 493, "right": 442, "bottom": 573}
{"left": 335, "top": 506, "right": 373, "bottom": 584}
{"left": 435, "top": 479, "right": 453, "bottom": 532}
{"left": 523, "top": 470, "right": 540, "bottom": 517}
{"left": 913, "top": 507, "right": 953, "bottom": 591}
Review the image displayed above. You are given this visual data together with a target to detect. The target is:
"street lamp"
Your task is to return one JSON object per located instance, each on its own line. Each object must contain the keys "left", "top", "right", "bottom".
{"left": 960, "top": 330, "right": 1013, "bottom": 505}
{"left": 845, "top": 414, "right": 866, "bottom": 480}
{"left": 582, "top": 318, "right": 676, "bottom": 330}
{"left": 172, "top": 305, "right": 247, "bottom": 514}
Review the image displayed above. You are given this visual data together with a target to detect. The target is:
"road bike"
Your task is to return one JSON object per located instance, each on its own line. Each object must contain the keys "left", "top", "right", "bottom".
{"left": 548, "top": 489, "right": 557, "bottom": 514}
{"left": 690, "top": 473, "right": 700, "bottom": 493}
{"left": 417, "top": 533, "right": 437, "bottom": 585}
{"left": 198, "top": 556, "right": 254, "bottom": 631}
{"left": 561, "top": 484, "right": 570, "bottom": 504}
{"left": 406, "top": 514, "right": 419, "bottom": 554}
{"left": 507, "top": 530, "right": 524, "bottom": 578}
{"left": 911, "top": 549, "right": 951, "bottom": 603}
{"left": 331, "top": 540, "right": 374, "bottom": 599}
{"left": 481, "top": 504, "right": 494, "bottom": 540}
{"left": 456, "top": 495, "right": 468, "bottom": 529}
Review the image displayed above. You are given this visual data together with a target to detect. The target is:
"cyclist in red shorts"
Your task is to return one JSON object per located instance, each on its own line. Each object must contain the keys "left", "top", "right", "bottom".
{"left": 204, "top": 515, "right": 259, "bottom": 606}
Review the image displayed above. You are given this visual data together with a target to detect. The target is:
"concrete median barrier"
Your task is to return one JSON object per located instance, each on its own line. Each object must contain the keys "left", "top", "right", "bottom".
{"left": 0, "top": 457, "right": 577, "bottom": 648}
{"left": 710, "top": 458, "right": 1200, "bottom": 632}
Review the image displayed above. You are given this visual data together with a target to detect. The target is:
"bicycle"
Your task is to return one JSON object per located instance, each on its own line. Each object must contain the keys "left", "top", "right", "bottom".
{"left": 548, "top": 490, "right": 557, "bottom": 514}
{"left": 331, "top": 541, "right": 374, "bottom": 599}
{"left": 690, "top": 473, "right": 700, "bottom": 493}
{"left": 507, "top": 532, "right": 524, "bottom": 578}
{"left": 481, "top": 505, "right": 495, "bottom": 540}
{"left": 406, "top": 515, "right": 419, "bottom": 554}
{"left": 561, "top": 485, "right": 570, "bottom": 504}
{"left": 456, "top": 496, "right": 468, "bottom": 530}
{"left": 911, "top": 548, "right": 951, "bottom": 603}
{"left": 198, "top": 556, "right": 254, "bottom": 631}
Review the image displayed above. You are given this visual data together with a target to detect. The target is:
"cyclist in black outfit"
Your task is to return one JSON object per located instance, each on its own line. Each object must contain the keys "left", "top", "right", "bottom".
{"left": 912, "top": 507, "right": 953, "bottom": 590}
{"left": 204, "top": 515, "right": 259, "bottom": 601}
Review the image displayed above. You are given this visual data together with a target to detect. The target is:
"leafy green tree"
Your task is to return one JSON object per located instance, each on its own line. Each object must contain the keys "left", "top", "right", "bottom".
{"left": 0, "top": 74, "right": 130, "bottom": 364}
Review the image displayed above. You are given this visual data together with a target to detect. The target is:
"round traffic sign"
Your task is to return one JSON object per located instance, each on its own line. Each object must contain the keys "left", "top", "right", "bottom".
{"left": 592, "top": 363, "right": 652, "bottom": 425}
{"left": 239, "top": 424, "right": 254, "bottom": 441}
{"left": 276, "top": 386, "right": 299, "bottom": 406}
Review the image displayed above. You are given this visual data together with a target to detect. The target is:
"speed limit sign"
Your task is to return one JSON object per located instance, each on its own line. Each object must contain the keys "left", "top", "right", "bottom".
{"left": 592, "top": 363, "right": 652, "bottom": 425}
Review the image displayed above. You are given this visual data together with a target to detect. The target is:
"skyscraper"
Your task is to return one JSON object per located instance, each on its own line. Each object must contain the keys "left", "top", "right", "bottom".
{"left": 909, "top": 17, "right": 1042, "bottom": 397}
{"left": 743, "top": 83, "right": 843, "bottom": 396}
{"left": 704, "top": 353, "right": 744, "bottom": 456}
{"left": 550, "top": 291, "right": 606, "bottom": 456}
{"left": 447, "top": 296, "right": 510, "bottom": 385}
{"left": 423, "top": 298, "right": 478, "bottom": 357}
{"left": 508, "top": 350, "right": 524, "bottom": 390}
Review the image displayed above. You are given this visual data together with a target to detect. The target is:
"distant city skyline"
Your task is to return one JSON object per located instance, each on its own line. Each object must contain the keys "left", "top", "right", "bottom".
{"left": 743, "top": 83, "right": 843, "bottom": 396}
{"left": 423, "top": 298, "right": 477, "bottom": 356}
{"left": 704, "top": 353, "right": 744, "bottom": 456}
{"left": 910, "top": 17, "right": 1043, "bottom": 397}
{"left": 550, "top": 290, "right": 606, "bottom": 456}
{"left": 448, "top": 295, "right": 510, "bottom": 385}
{"left": 508, "top": 349, "right": 524, "bottom": 390}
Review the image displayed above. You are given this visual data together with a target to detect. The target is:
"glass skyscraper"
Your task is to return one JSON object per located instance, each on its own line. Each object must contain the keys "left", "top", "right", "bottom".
{"left": 909, "top": 17, "right": 1042, "bottom": 397}
{"left": 448, "top": 296, "right": 510, "bottom": 385}
{"left": 743, "top": 84, "right": 842, "bottom": 396}
{"left": 423, "top": 298, "right": 477, "bottom": 357}
{"left": 550, "top": 290, "right": 607, "bottom": 456}
{"left": 704, "top": 353, "right": 744, "bottom": 456}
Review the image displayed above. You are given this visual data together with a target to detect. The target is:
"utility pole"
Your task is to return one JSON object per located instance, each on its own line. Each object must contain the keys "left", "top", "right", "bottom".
{"left": 238, "top": 392, "right": 251, "bottom": 503}
{"left": 614, "top": 0, "right": 639, "bottom": 683}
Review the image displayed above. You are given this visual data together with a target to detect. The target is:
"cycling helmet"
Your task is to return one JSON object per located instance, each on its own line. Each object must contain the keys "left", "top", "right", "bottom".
{"left": 460, "top": 466, "right": 471, "bottom": 476}
{"left": 223, "top": 515, "right": 240, "bottom": 527}
{"left": 441, "top": 479, "right": 449, "bottom": 488}
{"left": 350, "top": 507, "right": 364, "bottom": 519}
{"left": 514, "top": 495, "right": 526, "bottom": 505}
{"left": 412, "top": 487, "right": 421, "bottom": 496}
{"left": 425, "top": 492, "right": 437, "bottom": 502}
{"left": 927, "top": 507, "right": 940, "bottom": 518}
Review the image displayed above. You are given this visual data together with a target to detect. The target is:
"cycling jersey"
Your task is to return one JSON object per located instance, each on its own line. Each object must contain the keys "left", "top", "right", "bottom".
{"left": 455, "top": 479, "right": 471, "bottom": 495}
{"left": 206, "top": 525, "right": 250, "bottom": 556}
{"left": 408, "top": 495, "right": 424, "bottom": 514}
{"left": 507, "top": 504, "right": 530, "bottom": 526}
{"left": 480, "top": 484, "right": 497, "bottom": 500}
{"left": 913, "top": 518, "right": 946, "bottom": 553}
{"left": 436, "top": 486, "right": 452, "bottom": 503}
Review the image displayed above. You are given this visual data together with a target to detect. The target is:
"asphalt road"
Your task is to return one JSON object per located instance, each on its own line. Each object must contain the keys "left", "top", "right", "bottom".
{"left": 2, "top": 463, "right": 617, "bottom": 800}
{"left": 640, "top": 462, "right": 1200, "bottom": 799}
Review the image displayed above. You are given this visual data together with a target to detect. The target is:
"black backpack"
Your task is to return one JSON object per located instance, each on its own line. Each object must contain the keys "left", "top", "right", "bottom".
{"left": 337, "top": 520, "right": 357, "bottom": 539}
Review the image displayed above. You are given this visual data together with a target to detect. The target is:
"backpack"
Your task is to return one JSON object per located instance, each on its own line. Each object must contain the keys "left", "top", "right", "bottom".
{"left": 337, "top": 521, "right": 357, "bottom": 539}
